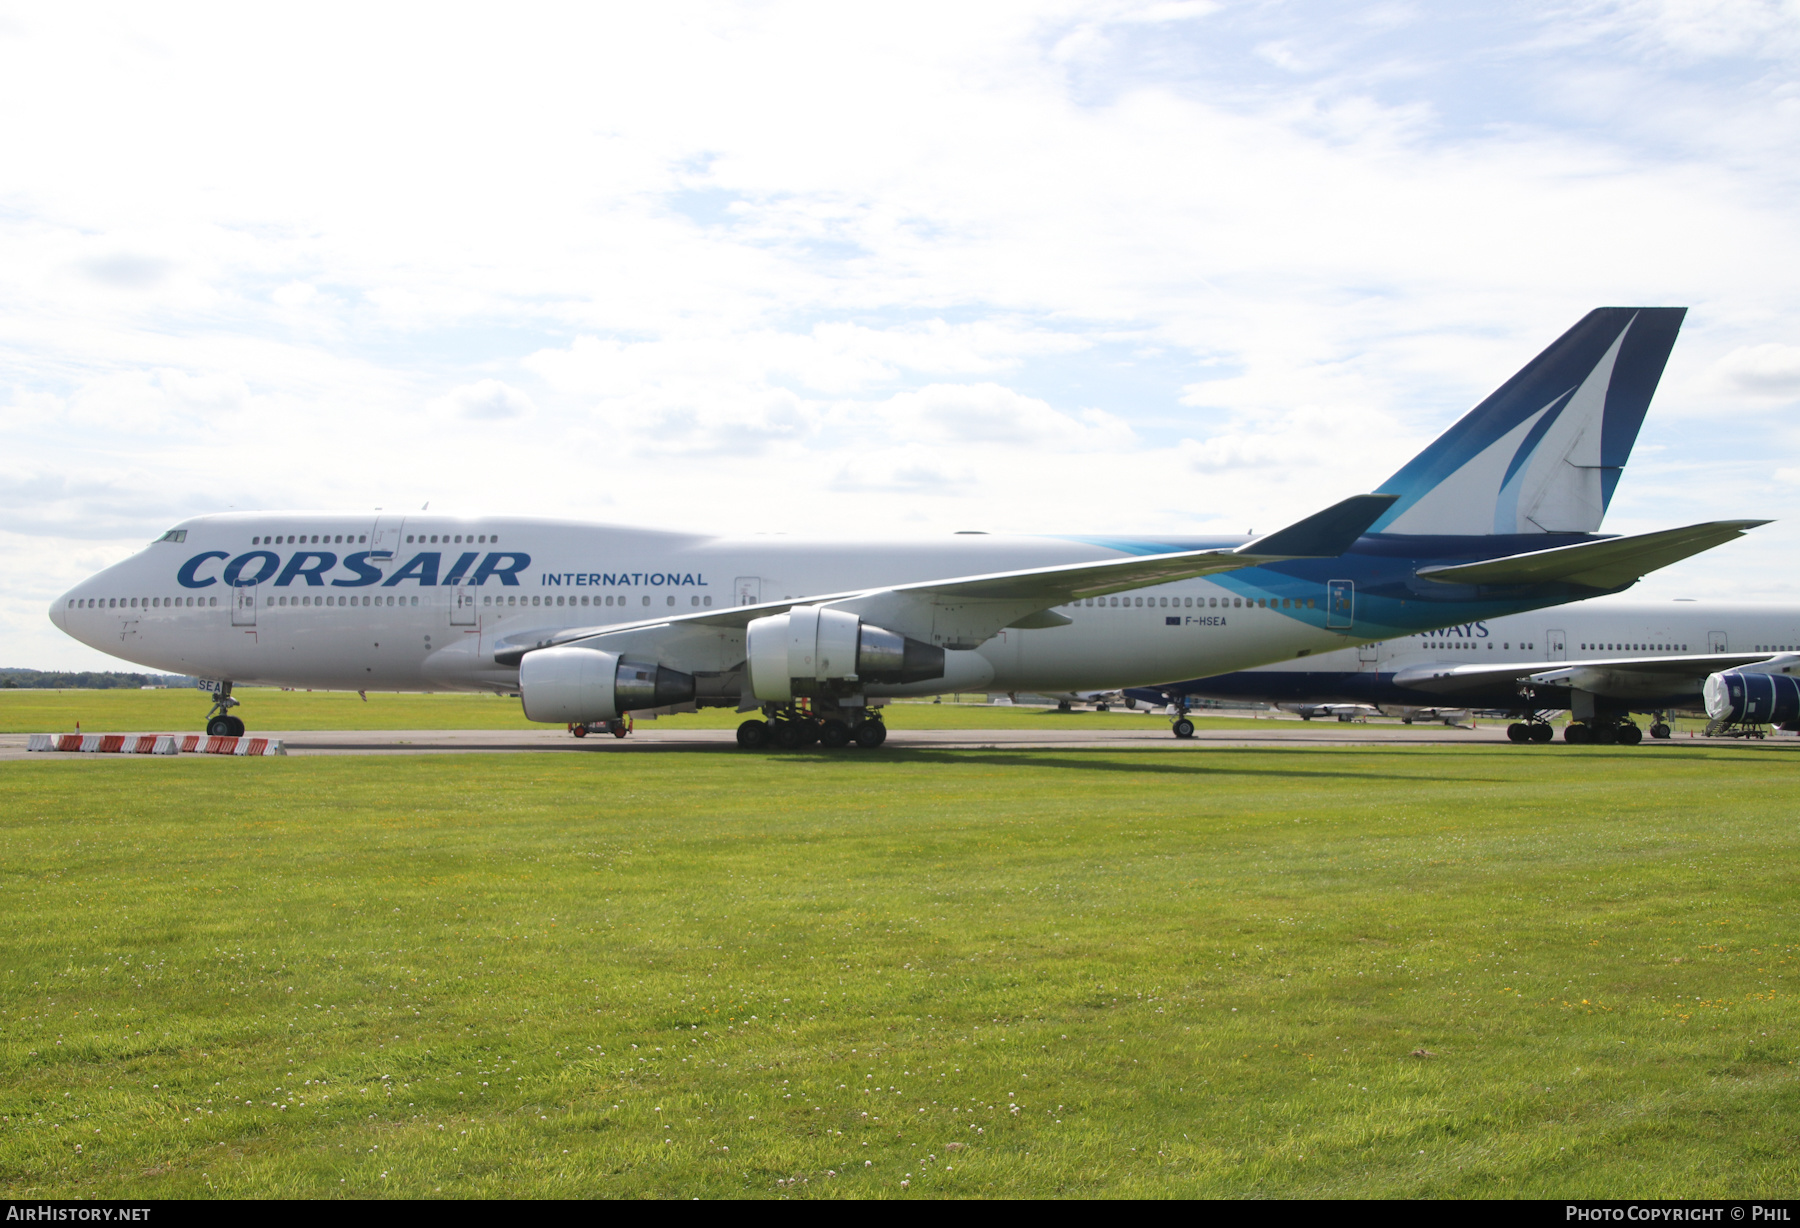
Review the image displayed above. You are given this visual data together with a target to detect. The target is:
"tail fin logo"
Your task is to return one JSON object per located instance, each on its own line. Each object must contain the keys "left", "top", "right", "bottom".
{"left": 1372, "top": 307, "right": 1685, "bottom": 536}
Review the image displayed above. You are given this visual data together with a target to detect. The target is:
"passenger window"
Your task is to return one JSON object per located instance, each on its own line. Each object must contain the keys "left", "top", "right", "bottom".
{"left": 643, "top": 596, "right": 651, "bottom": 606}
{"left": 407, "top": 535, "right": 414, "bottom": 543}
{"left": 410, "top": 596, "right": 418, "bottom": 606}
{"left": 359, "top": 535, "right": 366, "bottom": 543}
{"left": 692, "top": 596, "right": 700, "bottom": 606}
{"left": 209, "top": 597, "right": 217, "bottom": 606}
{"left": 704, "top": 595, "right": 712, "bottom": 607}
{"left": 667, "top": 596, "right": 675, "bottom": 606}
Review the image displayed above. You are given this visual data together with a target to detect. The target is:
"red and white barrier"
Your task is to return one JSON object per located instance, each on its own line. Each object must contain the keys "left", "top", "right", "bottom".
{"left": 27, "top": 733, "right": 179, "bottom": 755}
{"left": 176, "top": 735, "right": 286, "bottom": 756}
{"left": 27, "top": 733, "right": 283, "bottom": 756}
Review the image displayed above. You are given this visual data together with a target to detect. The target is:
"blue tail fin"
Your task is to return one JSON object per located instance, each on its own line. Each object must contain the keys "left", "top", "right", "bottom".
{"left": 1370, "top": 307, "right": 1685, "bottom": 535}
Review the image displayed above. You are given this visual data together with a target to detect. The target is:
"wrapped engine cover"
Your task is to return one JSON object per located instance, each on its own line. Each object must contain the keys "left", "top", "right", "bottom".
{"left": 1705, "top": 668, "right": 1800, "bottom": 726}
{"left": 519, "top": 645, "right": 695, "bottom": 723}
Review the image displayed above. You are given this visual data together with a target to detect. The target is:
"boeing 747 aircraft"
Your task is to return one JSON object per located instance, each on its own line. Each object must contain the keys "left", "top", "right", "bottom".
{"left": 50, "top": 308, "right": 1763, "bottom": 749}
{"left": 1127, "top": 597, "right": 1796, "bottom": 744}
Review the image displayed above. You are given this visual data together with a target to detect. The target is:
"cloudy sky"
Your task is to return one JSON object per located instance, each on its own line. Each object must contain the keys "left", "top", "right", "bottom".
{"left": 5, "top": 0, "right": 1799, "bottom": 668}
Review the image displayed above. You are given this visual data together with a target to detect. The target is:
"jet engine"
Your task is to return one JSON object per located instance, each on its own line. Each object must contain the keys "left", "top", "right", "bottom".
{"left": 519, "top": 645, "right": 695, "bottom": 723}
{"left": 745, "top": 606, "right": 944, "bottom": 701}
{"left": 1704, "top": 668, "right": 1800, "bottom": 727}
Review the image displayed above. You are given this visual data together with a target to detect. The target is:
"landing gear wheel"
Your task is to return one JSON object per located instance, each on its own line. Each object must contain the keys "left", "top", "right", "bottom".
{"left": 1095, "top": 703, "right": 1110, "bottom": 712}
{"left": 1650, "top": 722, "right": 1672, "bottom": 739}
{"left": 1617, "top": 722, "right": 1643, "bottom": 746}
{"left": 854, "top": 721, "right": 887, "bottom": 748}
{"left": 1507, "top": 722, "right": 1529, "bottom": 743}
{"left": 1057, "top": 700, "right": 1072, "bottom": 713}
{"left": 1530, "top": 723, "right": 1553, "bottom": 744}
{"left": 820, "top": 719, "right": 852, "bottom": 749}
{"left": 1172, "top": 718, "right": 1195, "bottom": 739}
{"left": 1563, "top": 722, "right": 1592, "bottom": 744}
{"left": 773, "top": 721, "right": 807, "bottom": 751}
{"left": 206, "top": 716, "right": 234, "bottom": 737}
{"left": 1593, "top": 722, "right": 1619, "bottom": 745}
{"left": 798, "top": 720, "right": 821, "bottom": 748}
{"left": 570, "top": 723, "right": 589, "bottom": 738}
{"left": 735, "top": 719, "right": 768, "bottom": 749}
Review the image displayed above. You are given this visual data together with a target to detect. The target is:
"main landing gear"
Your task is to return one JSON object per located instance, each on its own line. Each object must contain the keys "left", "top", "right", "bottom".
{"left": 1505, "top": 718, "right": 1555, "bottom": 744}
{"left": 736, "top": 703, "right": 888, "bottom": 751}
{"left": 1562, "top": 720, "right": 1644, "bottom": 745}
{"left": 205, "top": 681, "right": 245, "bottom": 738}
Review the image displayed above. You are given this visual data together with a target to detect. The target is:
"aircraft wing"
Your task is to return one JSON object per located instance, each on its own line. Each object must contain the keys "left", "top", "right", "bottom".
{"left": 1391, "top": 652, "right": 1783, "bottom": 699}
{"left": 494, "top": 493, "right": 1397, "bottom": 663}
{"left": 1414, "top": 520, "right": 1768, "bottom": 589}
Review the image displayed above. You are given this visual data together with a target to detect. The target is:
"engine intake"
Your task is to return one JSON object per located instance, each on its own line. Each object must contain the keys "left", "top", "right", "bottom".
{"left": 519, "top": 645, "right": 695, "bottom": 723}
{"left": 745, "top": 607, "right": 944, "bottom": 702}
{"left": 1704, "top": 668, "right": 1800, "bottom": 726}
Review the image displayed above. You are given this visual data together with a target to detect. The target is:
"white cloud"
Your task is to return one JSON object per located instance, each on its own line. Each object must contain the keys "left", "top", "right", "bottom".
{"left": 435, "top": 379, "right": 537, "bottom": 422}
{"left": 1712, "top": 343, "right": 1800, "bottom": 398}
{"left": 4, "top": 0, "right": 1800, "bottom": 664}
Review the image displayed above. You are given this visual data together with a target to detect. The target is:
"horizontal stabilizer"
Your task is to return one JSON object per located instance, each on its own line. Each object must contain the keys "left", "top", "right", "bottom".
{"left": 1237, "top": 494, "right": 1397, "bottom": 558}
{"left": 1415, "top": 520, "right": 1768, "bottom": 589}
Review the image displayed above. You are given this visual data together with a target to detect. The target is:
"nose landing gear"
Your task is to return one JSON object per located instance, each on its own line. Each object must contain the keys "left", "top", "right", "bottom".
{"left": 204, "top": 682, "right": 245, "bottom": 738}
{"left": 1166, "top": 697, "right": 1197, "bottom": 738}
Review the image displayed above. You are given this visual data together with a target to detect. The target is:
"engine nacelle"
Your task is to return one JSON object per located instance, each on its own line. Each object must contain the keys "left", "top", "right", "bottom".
{"left": 518, "top": 645, "right": 695, "bottom": 723}
{"left": 745, "top": 606, "right": 945, "bottom": 702}
{"left": 1704, "top": 668, "right": 1800, "bottom": 726}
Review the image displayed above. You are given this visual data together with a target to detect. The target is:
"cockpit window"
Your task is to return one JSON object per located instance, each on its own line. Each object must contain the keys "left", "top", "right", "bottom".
{"left": 158, "top": 530, "right": 187, "bottom": 543}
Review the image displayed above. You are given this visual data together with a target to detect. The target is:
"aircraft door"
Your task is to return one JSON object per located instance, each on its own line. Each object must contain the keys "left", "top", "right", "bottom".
{"left": 450, "top": 587, "right": 476, "bottom": 625}
{"left": 735, "top": 576, "right": 761, "bottom": 606}
{"left": 1325, "top": 580, "right": 1353, "bottom": 630}
{"left": 1709, "top": 629, "right": 1728, "bottom": 653}
{"left": 1357, "top": 641, "right": 1379, "bottom": 668}
{"left": 232, "top": 585, "right": 258, "bottom": 626}
{"left": 369, "top": 514, "right": 407, "bottom": 564}
{"left": 1546, "top": 630, "right": 1566, "bottom": 661}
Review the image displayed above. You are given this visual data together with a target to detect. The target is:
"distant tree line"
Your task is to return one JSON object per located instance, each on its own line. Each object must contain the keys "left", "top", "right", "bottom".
{"left": 0, "top": 668, "right": 195, "bottom": 690}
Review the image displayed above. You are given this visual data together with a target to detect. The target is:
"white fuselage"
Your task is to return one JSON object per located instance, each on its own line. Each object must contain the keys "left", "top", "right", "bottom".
{"left": 53, "top": 512, "right": 1376, "bottom": 697}
{"left": 1241, "top": 599, "right": 1800, "bottom": 679}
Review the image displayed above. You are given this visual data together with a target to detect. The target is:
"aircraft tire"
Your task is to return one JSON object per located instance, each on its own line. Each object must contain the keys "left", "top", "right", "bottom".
{"left": 1650, "top": 722, "right": 1672, "bottom": 739}
{"left": 1530, "top": 723, "right": 1553, "bottom": 743}
{"left": 854, "top": 721, "right": 887, "bottom": 749}
{"left": 1593, "top": 722, "right": 1619, "bottom": 745}
{"left": 735, "top": 719, "right": 768, "bottom": 749}
{"left": 820, "top": 719, "right": 852, "bottom": 749}
{"left": 1172, "top": 718, "right": 1195, "bottom": 739}
{"left": 1617, "top": 722, "right": 1643, "bottom": 746}
{"left": 1563, "top": 722, "right": 1592, "bottom": 745}
{"left": 1507, "top": 722, "right": 1529, "bottom": 743}
{"left": 1095, "top": 703, "right": 1109, "bottom": 712}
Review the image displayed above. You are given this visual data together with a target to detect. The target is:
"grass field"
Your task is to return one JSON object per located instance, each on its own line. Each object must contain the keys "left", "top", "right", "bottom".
{"left": 1, "top": 741, "right": 1796, "bottom": 1198}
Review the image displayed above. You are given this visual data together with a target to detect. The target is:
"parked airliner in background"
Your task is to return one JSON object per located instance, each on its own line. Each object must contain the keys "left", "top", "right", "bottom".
{"left": 1128, "top": 597, "right": 1800, "bottom": 744}
{"left": 50, "top": 307, "right": 1764, "bottom": 749}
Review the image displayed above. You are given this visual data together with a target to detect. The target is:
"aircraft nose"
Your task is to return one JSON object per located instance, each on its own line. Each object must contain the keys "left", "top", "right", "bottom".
{"left": 48, "top": 591, "right": 70, "bottom": 633}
